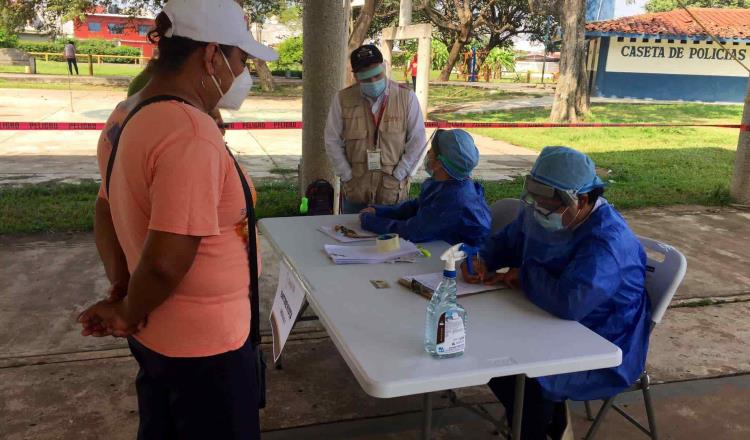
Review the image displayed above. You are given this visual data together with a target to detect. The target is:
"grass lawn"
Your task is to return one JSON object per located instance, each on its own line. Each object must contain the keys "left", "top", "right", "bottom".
{"left": 0, "top": 180, "right": 301, "bottom": 234}
{"left": 439, "top": 103, "right": 743, "bottom": 209}
{"left": 0, "top": 78, "right": 126, "bottom": 91}
{"left": 0, "top": 60, "right": 144, "bottom": 77}
{"left": 0, "top": 102, "right": 742, "bottom": 234}
{"left": 250, "top": 82, "right": 529, "bottom": 107}
{"left": 0, "top": 178, "right": 525, "bottom": 234}
{"left": 428, "top": 85, "right": 536, "bottom": 107}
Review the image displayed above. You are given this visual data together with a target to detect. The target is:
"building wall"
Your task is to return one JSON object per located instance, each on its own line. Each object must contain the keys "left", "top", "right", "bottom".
{"left": 592, "top": 36, "right": 750, "bottom": 102}
{"left": 72, "top": 15, "right": 155, "bottom": 58}
{"left": 515, "top": 61, "right": 559, "bottom": 73}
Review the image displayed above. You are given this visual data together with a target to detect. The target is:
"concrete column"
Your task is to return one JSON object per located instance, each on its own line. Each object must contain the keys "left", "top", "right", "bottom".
{"left": 415, "top": 35, "right": 430, "bottom": 118}
{"left": 300, "top": 0, "right": 349, "bottom": 195}
{"left": 399, "top": 0, "right": 412, "bottom": 26}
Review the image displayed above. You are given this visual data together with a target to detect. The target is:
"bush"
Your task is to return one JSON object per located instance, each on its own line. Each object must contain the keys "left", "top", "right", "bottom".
{"left": 273, "top": 35, "right": 303, "bottom": 71}
{"left": 0, "top": 28, "right": 18, "bottom": 48}
{"left": 16, "top": 38, "right": 141, "bottom": 63}
{"left": 431, "top": 39, "right": 449, "bottom": 71}
{"left": 393, "top": 39, "right": 450, "bottom": 71}
{"left": 485, "top": 46, "right": 515, "bottom": 72}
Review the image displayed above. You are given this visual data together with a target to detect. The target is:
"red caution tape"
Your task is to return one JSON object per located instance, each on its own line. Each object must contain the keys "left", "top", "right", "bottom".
{"left": 222, "top": 121, "right": 304, "bottom": 130}
{"left": 424, "top": 121, "right": 744, "bottom": 129}
{"left": 0, "top": 121, "right": 744, "bottom": 130}
{"left": 0, "top": 122, "right": 106, "bottom": 130}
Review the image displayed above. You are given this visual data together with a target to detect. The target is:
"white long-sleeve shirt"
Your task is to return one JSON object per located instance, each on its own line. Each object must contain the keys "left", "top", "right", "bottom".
{"left": 324, "top": 84, "right": 426, "bottom": 182}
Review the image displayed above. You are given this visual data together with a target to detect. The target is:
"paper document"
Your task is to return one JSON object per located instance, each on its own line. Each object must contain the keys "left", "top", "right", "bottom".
{"left": 324, "top": 239, "right": 420, "bottom": 264}
{"left": 402, "top": 272, "right": 507, "bottom": 297}
{"left": 318, "top": 224, "right": 378, "bottom": 243}
{"left": 269, "top": 261, "right": 307, "bottom": 362}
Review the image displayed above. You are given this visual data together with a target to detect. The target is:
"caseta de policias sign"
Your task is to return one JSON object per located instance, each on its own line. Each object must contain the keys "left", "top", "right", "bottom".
{"left": 607, "top": 40, "right": 749, "bottom": 77}
{"left": 618, "top": 44, "right": 747, "bottom": 63}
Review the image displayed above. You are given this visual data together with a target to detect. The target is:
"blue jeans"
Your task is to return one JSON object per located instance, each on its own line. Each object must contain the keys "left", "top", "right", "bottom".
{"left": 341, "top": 199, "right": 368, "bottom": 214}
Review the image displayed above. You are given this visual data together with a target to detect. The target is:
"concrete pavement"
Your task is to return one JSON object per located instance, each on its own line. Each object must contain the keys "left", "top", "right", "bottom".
{"left": 1, "top": 204, "right": 749, "bottom": 439}
{"left": 0, "top": 88, "right": 537, "bottom": 186}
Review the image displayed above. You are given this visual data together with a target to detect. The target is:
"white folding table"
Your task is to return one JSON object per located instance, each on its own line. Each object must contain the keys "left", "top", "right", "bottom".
{"left": 259, "top": 215, "right": 622, "bottom": 439}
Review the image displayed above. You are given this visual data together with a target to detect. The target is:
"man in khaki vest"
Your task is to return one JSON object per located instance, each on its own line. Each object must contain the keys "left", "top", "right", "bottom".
{"left": 325, "top": 45, "right": 426, "bottom": 214}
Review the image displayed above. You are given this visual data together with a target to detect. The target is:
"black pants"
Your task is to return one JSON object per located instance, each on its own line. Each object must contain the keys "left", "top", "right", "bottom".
{"left": 488, "top": 376, "right": 566, "bottom": 440}
{"left": 412, "top": 75, "right": 417, "bottom": 90}
{"left": 128, "top": 335, "right": 260, "bottom": 440}
{"left": 66, "top": 58, "right": 79, "bottom": 75}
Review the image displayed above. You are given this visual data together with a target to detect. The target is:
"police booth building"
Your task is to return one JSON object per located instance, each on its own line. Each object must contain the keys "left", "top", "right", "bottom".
{"left": 584, "top": 8, "right": 750, "bottom": 102}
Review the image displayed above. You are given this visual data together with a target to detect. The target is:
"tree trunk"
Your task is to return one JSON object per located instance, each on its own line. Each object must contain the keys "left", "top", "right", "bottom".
{"left": 348, "top": 0, "right": 379, "bottom": 54}
{"left": 300, "top": 0, "right": 347, "bottom": 195}
{"left": 730, "top": 79, "right": 750, "bottom": 204}
{"left": 575, "top": 40, "right": 591, "bottom": 114}
{"left": 254, "top": 59, "right": 275, "bottom": 92}
{"left": 346, "top": 0, "right": 379, "bottom": 85}
{"left": 439, "top": 27, "right": 470, "bottom": 81}
{"left": 550, "top": 0, "right": 588, "bottom": 123}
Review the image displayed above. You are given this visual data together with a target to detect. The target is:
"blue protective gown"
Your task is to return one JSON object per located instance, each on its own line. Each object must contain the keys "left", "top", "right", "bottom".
{"left": 360, "top": 178, "right": 492, "bottom": 246}
{"left": 479, "top": 200, "right": 651, "bottom": 401}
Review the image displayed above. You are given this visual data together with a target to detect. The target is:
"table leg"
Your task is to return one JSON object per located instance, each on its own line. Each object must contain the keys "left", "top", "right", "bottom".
{"left": 512, "top": 374, "right": 526, "bottom": 440}
{"left": 422, "top": 392, "right": 433, "bottom": 440}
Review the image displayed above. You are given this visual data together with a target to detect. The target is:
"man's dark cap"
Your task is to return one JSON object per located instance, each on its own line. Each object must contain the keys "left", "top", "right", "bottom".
{"left": 350, "top": 44, "right": 383, "bottom": 71}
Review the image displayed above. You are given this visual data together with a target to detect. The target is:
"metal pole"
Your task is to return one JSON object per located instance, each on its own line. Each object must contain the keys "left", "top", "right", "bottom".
{"left": 422, "top": 392, "right": 433, "bottom": 440}
{"left": 512, "top": 374, "right": 525, "bottom": 440}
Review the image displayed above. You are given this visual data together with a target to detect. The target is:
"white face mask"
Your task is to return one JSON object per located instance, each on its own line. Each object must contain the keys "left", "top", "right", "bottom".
{"left": 210, "top": 50, "right": 253, "bottom": 110}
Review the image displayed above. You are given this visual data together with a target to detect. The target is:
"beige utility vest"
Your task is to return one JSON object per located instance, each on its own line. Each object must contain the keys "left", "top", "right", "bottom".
{"left": 339, "top": 80, "right": 411, "bottom": 205}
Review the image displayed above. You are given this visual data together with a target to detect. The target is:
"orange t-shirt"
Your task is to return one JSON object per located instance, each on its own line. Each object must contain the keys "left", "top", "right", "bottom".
{"left": 97, "top": 99, "right": 258, "bottom": 357}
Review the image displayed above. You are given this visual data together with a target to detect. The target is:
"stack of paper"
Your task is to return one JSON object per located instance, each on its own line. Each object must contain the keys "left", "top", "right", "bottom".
{"left": 318, "top": 224, "right": 378, "bottom": 243}
{"left": 402, "top": 272, "right": 507, "bottom": 297}
{"left": 324, "top": 239, "right": 421, "bottom": 264}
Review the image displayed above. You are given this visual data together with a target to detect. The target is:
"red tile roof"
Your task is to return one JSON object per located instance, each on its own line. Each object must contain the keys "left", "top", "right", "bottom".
{"left": 586, "top": 8, "right": 750, "bottom": 41}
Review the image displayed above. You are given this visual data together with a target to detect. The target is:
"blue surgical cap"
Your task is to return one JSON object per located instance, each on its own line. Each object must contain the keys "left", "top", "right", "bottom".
{"left": 530, "top": 146, "right": 605, "bottom": 194}
{"left": 434, "top": 129, "right": 480, "bottom": 181}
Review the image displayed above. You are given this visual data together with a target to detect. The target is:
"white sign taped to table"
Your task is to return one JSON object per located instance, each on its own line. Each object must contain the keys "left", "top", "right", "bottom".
{"left": 269, "top": 260, "right": 306, "bottom": 362}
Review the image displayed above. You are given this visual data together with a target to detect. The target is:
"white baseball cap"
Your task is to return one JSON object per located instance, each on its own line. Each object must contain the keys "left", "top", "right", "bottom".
{"left": 162, "top": 0, "right": 278, "bottom": 61}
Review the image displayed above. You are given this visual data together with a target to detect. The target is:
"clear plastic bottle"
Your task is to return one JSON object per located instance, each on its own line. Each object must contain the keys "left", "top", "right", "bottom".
{"left": 424, "top": 244, "right": 469, "bottom": 358}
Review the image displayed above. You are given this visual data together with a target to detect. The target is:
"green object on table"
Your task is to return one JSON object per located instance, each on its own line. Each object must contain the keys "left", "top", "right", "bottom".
{"left": 299, "top": 197, "right": 309, "bottom": 214}
{"left": 417, "top": 245, "right": 431, "bottom": 258}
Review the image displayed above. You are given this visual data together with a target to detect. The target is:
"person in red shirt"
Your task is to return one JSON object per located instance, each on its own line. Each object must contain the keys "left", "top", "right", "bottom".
{"left": 409, "top": 53, "right": 418, "bottom": 89}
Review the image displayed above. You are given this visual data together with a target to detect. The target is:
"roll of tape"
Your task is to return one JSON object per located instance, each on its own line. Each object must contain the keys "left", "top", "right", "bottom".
{"left": 376, "top": 233, "right": 400, "bottom": 253}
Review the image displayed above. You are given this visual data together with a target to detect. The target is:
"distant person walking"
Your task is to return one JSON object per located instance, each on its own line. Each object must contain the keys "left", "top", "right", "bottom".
{"left": 64, "top": 41, "right": 79, "bottom": 75}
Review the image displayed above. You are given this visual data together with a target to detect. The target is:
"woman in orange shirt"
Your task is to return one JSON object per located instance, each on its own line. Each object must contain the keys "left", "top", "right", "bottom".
{"left": 77, "top": 0, "right": 276, "bottom": 438}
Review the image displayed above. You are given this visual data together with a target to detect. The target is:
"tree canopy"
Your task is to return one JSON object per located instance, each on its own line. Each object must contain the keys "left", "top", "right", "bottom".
{"left": 645, "top": 0, "right": 748, "bottom": 13}
{"left": 0, "top": 0, "right": 293, "bottom": 35}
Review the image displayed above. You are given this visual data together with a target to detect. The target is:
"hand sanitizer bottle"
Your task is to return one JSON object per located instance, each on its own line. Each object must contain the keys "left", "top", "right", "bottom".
{"left": 424, "top": 243, "right": 470, "bottom": 358}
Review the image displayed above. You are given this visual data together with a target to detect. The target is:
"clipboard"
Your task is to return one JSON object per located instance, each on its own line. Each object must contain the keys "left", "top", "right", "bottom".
{"left": 398, "top": 273, "right": 506, "bottom": 300}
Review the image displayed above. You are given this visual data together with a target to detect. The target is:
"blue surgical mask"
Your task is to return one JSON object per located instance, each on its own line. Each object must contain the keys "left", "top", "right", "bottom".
{"left": 533, "top": 209, "right": 565, "bottom": 232}
{"left": 360, "top": 78, "right": 386, "bottom": 98}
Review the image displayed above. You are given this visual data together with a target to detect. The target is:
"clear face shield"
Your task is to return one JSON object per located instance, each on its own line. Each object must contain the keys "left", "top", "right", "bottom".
{"left": 520, "top": 175, "right": 579, "bottom": 235}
